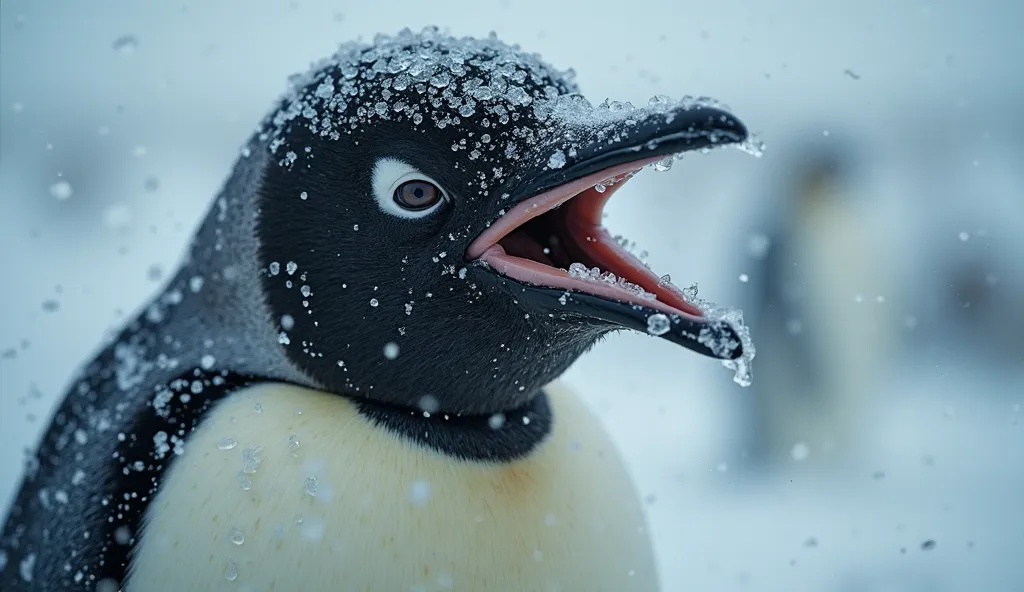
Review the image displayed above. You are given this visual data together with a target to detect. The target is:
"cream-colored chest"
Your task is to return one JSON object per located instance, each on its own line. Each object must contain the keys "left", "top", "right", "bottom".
{"left": 128, "top": 383, "right": 658, "bottom": 591}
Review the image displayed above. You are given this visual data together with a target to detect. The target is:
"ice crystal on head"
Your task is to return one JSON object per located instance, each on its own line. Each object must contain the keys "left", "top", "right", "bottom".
{"left": 547, "top": 149, "right": 566, "bottom": 169}
{"left": 263, "top": 28, "right": 576, "bottom": 165}
{"left": 258, "top": 27, "right": 747, "bottom": 187}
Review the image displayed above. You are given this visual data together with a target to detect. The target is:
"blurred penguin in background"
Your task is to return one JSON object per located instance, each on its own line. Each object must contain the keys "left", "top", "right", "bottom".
{"left": 730, "top": 128, "right": 899, "bottom": 470}
{"left": 901, "top": 110, "right": 1024, "bottom": 377}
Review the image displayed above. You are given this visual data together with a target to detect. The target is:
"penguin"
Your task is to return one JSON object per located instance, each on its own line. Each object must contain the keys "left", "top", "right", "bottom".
{"left": 0, "top": 28, "right": 752, "bottom": 591}
{"left": 733, "top": 129, "right": 895, "bottom": 469}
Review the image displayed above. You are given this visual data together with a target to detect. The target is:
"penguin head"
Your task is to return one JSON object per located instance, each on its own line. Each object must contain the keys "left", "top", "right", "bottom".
{"left": 251, "top": 28, "right": 752, "bottom": 414}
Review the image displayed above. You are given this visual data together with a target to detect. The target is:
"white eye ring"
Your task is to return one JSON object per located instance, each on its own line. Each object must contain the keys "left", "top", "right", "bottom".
{"left": 372, "top": 157, "right": 448, "bottom": 219}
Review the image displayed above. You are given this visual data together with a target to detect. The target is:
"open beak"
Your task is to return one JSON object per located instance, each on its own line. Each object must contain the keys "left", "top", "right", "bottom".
{"left": 466, "top": 100, "right": 752, "bottom": 362}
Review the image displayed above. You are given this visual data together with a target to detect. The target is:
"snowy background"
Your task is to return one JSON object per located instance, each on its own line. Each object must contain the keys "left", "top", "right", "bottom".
{"left": 1, "top": 1, "right": 1022, "bottom": 590}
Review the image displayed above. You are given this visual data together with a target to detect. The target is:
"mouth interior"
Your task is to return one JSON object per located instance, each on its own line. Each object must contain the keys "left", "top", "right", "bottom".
{"left": 466, "top": 158, "right": 705, "bottom": 319}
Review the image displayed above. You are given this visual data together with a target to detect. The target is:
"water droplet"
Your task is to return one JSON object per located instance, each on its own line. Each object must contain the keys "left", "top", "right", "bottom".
{"left": 50, "top": 181, "right": 73, "bottom": 200}
{"left": 229, "top": 527, "right": 244, "bottom": 546}
{"left": 369, "top": 298, "right": 379, "bottom": 307}
{"left": 747, "top": 234, "right": 770, "bottom": 259}
{"left": 304, "top": 476, "right": 318, "bottom": 497}
{"left": 791, "top": 442, "right": 810, "bottom": 461}
{"left": 488, "top": 413, "right": 506, "bottom": 430}
{"left": 383, "top": 342, "right": 400, "bottom": 359}
{"left": 218, "top": 437, "right": 238, "bottom": 451}
{"left": 646, "top": 314, "right": 670, "bottom": 336}
{"left": 418, "top": 395, "right": 440, "bottom": 413}
{"left": 737, "top": 132, "right": 766, "bottom": 158}
{"left": 300, "top": 519, "right": 326, "bottom": 542}
{"left": 224, "top": 559, "right": 238, "bottom": 581}
{"left": 241, "top": 447, "right": 261, "bottom": 474}
{"left": 408, "top": 480, "right": 432, "bottom": 506}
{"left": 652, "top": 156, "right": 673, "bottom": 172}
{"left": 738, "top": 273, "right": 749, "bottom": 283}
{"left": 958, "top": 231, "right": 970, "bottom": 242}
{"left": 200, "top": 354, "right": 216, "bottom": 370}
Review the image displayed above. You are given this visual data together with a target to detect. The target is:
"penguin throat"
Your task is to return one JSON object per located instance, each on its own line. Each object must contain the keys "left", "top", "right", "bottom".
{"left": 467, "top": 159, "right": 704, "bottom": 318}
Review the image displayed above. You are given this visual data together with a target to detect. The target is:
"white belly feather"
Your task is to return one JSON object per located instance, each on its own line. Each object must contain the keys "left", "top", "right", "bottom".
{"left": 127, "top": 383, "right": 658, "bottom": 591}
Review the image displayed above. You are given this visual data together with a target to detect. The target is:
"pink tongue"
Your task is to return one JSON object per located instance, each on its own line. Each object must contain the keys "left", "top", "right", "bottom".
{"left": 563, "top": 186, "right": 704, "bottom": 318}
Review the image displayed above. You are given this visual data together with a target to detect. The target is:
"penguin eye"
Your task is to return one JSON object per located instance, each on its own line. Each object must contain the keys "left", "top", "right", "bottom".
{"left": 372, "top": 157, "right": 449, "bottom": 220}
{"left": 394, "top": 180, "right": 442, "bottom": 211}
